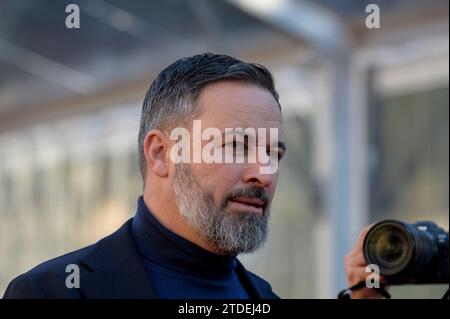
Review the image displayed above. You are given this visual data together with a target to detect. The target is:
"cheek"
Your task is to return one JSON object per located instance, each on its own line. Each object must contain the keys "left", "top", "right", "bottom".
{"left": 266, "top": 175, "right": 279, "bottom": 201}
{"left": 199, "top": 164, "right": 243, "bottom": 199}
{"left": 192, "top": 162, "right": 239, "bottom": 185}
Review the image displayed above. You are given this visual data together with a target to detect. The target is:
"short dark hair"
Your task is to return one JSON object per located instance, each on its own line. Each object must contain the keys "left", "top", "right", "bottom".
{"left": 138, "top": 52, "right": 280, "bottom": 183}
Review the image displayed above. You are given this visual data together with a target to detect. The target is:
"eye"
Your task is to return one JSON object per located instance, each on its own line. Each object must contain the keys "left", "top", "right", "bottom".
{"left": 267, "top": 147, "right": 284, "bottom": 161}
{"left": 235, "top": 140, "right": 248, "bottom": 152}
{"left": 223, "top": 140, "right": 245, "bottom": 150}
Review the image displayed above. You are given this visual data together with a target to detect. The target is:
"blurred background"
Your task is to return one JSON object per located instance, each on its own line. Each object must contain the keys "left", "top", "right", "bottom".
{"left": 0, "top": 0, "right": 448, "bottom": 298}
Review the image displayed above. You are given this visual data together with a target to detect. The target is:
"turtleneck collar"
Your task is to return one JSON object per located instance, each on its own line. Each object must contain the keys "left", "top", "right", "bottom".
{"left": 131, "top": 196, "right": 237, "bottom": 279}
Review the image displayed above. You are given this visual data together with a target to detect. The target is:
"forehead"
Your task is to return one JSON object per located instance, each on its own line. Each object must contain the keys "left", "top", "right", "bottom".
{"left": 196, "top": 81, "right": 283, "bottom": 132}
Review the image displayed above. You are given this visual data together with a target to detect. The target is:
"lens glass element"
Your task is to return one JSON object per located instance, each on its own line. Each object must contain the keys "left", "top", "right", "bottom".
{"left": 367, "top": 225, "right": 412, "bottom": 271}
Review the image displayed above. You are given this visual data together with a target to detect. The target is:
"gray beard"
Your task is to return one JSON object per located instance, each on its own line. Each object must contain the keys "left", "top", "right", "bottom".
{"left": 173, "top": 163, "right": 270, "bottom": 256}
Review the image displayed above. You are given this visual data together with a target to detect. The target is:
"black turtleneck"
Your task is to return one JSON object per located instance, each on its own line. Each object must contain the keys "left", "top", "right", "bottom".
{"left": 131, "top": 196, "right": 250, "bottom": 298}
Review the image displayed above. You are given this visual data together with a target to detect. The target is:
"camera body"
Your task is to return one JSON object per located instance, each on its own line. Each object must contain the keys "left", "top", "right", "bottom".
{"left": 363, "top": 220, "right": 449, "bottom": 285}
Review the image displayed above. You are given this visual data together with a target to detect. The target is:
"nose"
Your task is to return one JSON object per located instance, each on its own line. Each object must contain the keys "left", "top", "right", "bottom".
{"left": 241, "top": 163, "right": 276, "bottom": 189}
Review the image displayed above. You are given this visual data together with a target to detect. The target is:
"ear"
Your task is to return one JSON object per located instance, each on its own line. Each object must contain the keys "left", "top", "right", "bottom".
{"left": 143, "top": 129, "right": 169, "bottom": 178}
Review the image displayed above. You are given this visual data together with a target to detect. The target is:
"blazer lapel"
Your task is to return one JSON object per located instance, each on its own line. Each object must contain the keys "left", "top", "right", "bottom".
{"left": 78, "top": 219, "right": 155, "bottom": 299}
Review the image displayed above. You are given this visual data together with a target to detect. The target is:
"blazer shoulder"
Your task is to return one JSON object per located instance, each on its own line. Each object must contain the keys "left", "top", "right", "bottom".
{"left": 3, "top": 273, "right": 47, "bottom": 298}
{"left": 3, "top": 244, "right": 95, "bottom": 299}
{"left": 3, "top": 218, "right": 135, "bottom": 299}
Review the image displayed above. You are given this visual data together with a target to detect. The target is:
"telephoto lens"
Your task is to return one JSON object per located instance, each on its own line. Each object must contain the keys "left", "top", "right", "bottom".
{"left": 363, "top": 219, "right": 449, "bottom": 285}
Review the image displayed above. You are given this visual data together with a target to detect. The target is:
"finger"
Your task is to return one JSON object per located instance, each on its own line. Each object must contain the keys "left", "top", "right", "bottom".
{"left": 355, "top": 222, "right": 377, "bottom": 251}
{"left": 345, "top": 253, "right": 367, "bottom": 268}
{"left": 345, "top": 266, "right": 369, "bottom": 287}
{"left": 346, "top": 266, "right": 385, "bottom": 287}
{"left": 345, "top": 244, "right": 363, "bottom": 259}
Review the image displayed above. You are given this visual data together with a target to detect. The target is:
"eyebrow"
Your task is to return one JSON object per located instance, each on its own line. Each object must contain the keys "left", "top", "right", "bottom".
{"left": 221, "top": 130, "right": 287, "bottom": 152}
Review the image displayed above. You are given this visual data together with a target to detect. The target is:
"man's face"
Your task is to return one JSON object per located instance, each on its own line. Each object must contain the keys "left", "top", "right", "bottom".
{"left": 172, "top": 81, "right": 285, "bottom": 255}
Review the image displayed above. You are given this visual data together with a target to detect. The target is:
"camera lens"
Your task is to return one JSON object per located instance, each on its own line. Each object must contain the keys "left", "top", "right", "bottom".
{"left": 363, "top": 221, "right": 414, "bottom": 275}
{"left": 363, "top": 219, "right": 448, "bottom": 284}
{"left": 377, "top": 231, "right": 407, "bottom": 264}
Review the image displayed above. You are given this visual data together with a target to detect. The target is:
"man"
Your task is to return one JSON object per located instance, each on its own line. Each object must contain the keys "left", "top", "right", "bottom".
{"left": 3, "top": 53, "right": 380, "bottom": 299}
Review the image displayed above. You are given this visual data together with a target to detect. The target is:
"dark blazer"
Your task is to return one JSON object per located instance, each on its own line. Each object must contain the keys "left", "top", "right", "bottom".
{"left": 3, "top": 219, "right": 279, "bottom": 299}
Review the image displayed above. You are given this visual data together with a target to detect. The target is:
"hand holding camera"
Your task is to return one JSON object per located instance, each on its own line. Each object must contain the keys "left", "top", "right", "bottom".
{"left": 343, "top": 220, "right": 449, "bottom": 299}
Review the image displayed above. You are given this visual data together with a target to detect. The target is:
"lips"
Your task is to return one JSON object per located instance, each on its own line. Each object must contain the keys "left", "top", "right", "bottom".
{"left": 230, "top": 197, "right": 265, "bottom": 208}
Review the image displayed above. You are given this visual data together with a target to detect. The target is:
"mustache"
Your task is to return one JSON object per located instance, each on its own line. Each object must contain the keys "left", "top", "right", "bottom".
{"left": 222, "top": 186, "right": 269, "bottom": 210}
